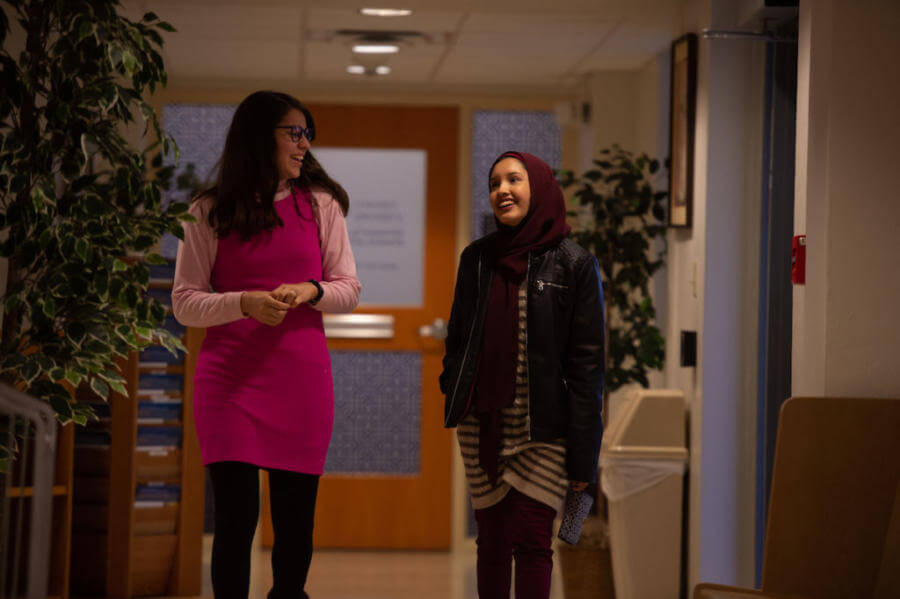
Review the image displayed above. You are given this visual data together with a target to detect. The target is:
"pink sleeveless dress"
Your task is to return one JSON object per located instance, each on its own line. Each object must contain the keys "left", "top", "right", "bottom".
{"left": 192, "top": 188, "right": 333, "bottom": 474}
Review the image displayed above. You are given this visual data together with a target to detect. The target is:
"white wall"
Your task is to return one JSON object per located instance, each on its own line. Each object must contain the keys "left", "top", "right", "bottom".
{"left": 585, "top": 2, "right": 766, "bottom": 586}
{"left": 588, "top": 71, "right": 640, "bottom": 152}
{"left": 587, "top": 60, "right": 671, "bottom": 401}
{"left": 636, "top": 51, "right": 673, "bottom": 392}
{"left": 586, "top": 1, "right": 766, "bottom": 588}
{"left": 793, "top": 0, "right": 900, "bottom": 398}
{"left": 662, "top": 0, "right": 766, "bottom": 590}
{"left": 664, "top": 1, "right": 714, "bottom": 587}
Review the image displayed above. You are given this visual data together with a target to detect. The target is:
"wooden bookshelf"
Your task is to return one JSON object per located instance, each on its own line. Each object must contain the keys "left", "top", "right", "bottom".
{"left": 70, "top": 263, "right": 204, "bottom": 597}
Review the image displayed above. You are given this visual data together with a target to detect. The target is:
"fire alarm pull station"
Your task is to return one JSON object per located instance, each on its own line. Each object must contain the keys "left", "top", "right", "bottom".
{"left": 791, "top": 235, "right": 806, "bottom": 285}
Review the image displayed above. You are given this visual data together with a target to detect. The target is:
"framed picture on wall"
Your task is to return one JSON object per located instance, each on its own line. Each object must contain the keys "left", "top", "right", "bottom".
{"left": 668, "top": 33, "right": 698, "bottom": 228}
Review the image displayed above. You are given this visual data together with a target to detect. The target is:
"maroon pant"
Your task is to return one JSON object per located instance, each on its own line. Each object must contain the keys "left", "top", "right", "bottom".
{"left": 474, "top": 488, "right": 557, "bottom": 599}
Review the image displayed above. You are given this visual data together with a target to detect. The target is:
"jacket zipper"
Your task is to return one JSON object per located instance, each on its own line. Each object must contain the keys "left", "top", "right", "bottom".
{"left": 525, "top": 252, "right": 534, "bottom": 441}
{"left": 535, "top": 279, "right": 567, "bottom": 292}
{"left": 446, "top": 253, "right": 482, "bottom": 425}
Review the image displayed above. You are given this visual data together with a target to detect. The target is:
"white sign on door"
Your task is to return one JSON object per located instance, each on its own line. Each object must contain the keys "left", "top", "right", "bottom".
{"left": 313, "top": 148, "right": 426, "bottom": 307}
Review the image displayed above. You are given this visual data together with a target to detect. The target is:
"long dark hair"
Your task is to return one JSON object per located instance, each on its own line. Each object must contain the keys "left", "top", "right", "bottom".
{"left": 203, "top": 91, "right": 349, "bottom": 240}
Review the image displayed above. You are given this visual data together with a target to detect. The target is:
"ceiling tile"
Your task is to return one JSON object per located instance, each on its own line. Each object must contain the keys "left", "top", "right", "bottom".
{"left": 449, "top": 31, "right": 599, "bottom": 55}
{"left": 164, "top": 39, "right": 302, "bottom": 79}
{"left": 460, "top": 12, "right": 617, "bottom": 37}
{"left": 576, "top": 22, "right": 677, "bottom": 72}
{"left": 141, "top": 1, "right": 303, "bottom": 41}
{"left": 125, "top": 0, "right": 688, "bottom": 89}
{"left": 435, "top": 54, "right": 575, "bottom": 85}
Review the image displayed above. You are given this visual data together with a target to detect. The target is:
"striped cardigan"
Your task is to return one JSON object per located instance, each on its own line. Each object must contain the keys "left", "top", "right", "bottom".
{"left": 457, "top": 282, "right": 568, "bottom": 512}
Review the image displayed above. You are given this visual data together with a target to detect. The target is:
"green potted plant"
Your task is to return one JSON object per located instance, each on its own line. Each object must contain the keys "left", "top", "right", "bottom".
{"left": 555, "top": 144, "right": 668, "bottom": 597}
{"left": 0, "top": 0, "right": 190, "bottom": 469}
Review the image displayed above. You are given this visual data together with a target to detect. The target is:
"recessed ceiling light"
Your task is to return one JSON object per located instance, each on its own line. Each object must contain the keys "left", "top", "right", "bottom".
{"left": 352, "top": 44, "right": 399, "bottom": 54}
{"left": 375, "top": 65, "right": 391, "bottom": 75}
{"left": 346, "top": 65, "right": 366, "bottom": 74}
{"left": 360, "top": 8, "right": 413, "bottom": 17}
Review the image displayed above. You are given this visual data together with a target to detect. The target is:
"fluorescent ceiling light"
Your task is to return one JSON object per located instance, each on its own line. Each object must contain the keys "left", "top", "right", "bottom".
{"left": 352, "top": 44, "right": 400, "bottom": 54}
{"left": 347, "top": 65, "right": 366, "bottom": 74}
{"left": 360, "top": 8, "right": 413, "bottom": 17}
{"left": 375, "top": 65, "right": 391, "bottom": 75}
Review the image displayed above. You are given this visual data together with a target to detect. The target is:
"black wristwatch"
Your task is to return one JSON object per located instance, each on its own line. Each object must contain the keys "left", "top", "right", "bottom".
{"left": 307, "top": 279, "right": 324, "bottom": 305}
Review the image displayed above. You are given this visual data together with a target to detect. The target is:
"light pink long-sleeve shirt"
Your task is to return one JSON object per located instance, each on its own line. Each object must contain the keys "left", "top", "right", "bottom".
{"left": 172, "top": 187, "right": 361, "bottom": 327}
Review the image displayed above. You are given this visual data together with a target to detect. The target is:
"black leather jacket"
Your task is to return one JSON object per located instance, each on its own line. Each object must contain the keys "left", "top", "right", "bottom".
{"left": 440, "top": 235, "right": 605, "bottom": 483}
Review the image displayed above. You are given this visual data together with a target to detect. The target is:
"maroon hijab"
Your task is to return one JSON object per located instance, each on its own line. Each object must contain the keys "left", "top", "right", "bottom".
{"left": 474, "top": 151, "right": 570, "bottom": 479}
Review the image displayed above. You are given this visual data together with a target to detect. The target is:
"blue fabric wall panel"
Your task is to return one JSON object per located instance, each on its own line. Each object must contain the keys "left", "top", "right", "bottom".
{"left": 325, "top": 351, "right": 421, "bottom": 475}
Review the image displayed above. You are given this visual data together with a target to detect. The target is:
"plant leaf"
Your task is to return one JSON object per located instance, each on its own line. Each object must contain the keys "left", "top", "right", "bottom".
{"left": 145, "top": 253, "right": 167, "bottom": 265}
{"left": 90, "top": 377, "right": 110, "bottom": 401}
{"left": 75, "top": 238, "right": 88, "bottom": 260}
{"left": 121, "top": 49, "right": 137, "bottom": 74}
{"left": 78, "top": 19, "right": 93, "bottom": 41}
{"left": 100, "top": 369, "right": 126, "bottom": 384}
{"left": 42, "top": 297, "right": 57, "bottom": 318}
{"left": 49, "top": 395, "right": 74, "bottom": 423}
{"left": 65, "top": 369, "right": 84, "bottom": 387}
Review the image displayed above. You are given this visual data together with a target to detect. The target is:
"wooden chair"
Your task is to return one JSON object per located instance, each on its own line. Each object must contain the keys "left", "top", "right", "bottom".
{"left": 694, "top": 397, "right": 900, "bottom": 599}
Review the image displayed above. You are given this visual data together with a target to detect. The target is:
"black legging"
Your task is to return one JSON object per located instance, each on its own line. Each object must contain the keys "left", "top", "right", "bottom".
{"left": 207, "top": 461, "right": 320, "bottom": 599}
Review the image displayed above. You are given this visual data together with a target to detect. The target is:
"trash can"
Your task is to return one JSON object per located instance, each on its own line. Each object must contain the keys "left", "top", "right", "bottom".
{"left": 600, "top": 389, "right": 688, "bottom": 599}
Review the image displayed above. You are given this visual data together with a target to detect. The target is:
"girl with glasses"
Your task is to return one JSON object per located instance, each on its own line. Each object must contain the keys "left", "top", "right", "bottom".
{"left": 172, "top": 90, "right": 360, "bottom": 599}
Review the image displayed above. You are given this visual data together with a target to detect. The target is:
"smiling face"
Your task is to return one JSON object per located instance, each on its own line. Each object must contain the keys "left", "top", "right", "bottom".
{"left": 274, "top": 108, "right": 311, "bottom": 183}
{"left": 489, "top": 157, "right": 531, "bottom": 227}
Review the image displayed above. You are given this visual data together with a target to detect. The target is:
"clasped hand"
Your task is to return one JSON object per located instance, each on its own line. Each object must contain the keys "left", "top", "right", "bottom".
{"left": 241, "top": 283, "right": 319, "bottom": 326}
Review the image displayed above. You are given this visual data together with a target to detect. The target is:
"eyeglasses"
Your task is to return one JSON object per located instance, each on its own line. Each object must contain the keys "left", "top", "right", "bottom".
{"left": 275, "top": 125, "right": 315, "bottom": 143}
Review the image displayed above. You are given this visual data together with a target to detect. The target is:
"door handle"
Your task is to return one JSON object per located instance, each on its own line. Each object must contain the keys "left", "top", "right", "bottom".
{"left": 323, "top": 314, "right": 394, "bottom": 339}
{"left": 418, "top": 317, "right": 448, "bottom": 341}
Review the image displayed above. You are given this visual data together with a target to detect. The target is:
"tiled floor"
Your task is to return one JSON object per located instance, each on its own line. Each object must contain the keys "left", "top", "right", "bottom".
{"left": 197, "top": 535, "right": 566, "bottom": 599}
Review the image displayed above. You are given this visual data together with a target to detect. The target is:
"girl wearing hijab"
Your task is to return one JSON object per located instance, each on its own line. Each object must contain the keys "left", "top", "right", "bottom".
{"left": 441, "top": 151, "right": 605, "bottom": 599}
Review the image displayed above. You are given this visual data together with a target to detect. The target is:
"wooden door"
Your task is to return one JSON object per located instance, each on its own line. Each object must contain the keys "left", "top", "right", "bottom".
{"left": 261, "top": 104, "right": 458, "bottom": 549}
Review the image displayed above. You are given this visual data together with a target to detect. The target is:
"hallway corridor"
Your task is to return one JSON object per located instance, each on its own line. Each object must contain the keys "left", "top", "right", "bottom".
{"left": 192, "top": 535, "right": 566, "bottom": 599}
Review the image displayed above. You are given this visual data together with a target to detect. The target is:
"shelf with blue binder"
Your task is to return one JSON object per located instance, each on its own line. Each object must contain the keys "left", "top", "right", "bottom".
{"left": 137, "top": 401, "right": 182, "bottom": 424}
{"left": 137, "top": 372, "right": 184, "bottom": 393}
{"left": 139, "top": 343, "right": 185, "bottom": 375}
{"left": 137, "top": 425, "right": 182, "bottom": 449}
{"left": 133, "top": 482, "right": 181, "bottom": 535}
{"left": 135, "top": 482, "right": 181, "bottom": 503}
{"left": 135, "top": 408, "right": 183, "bottom": 482}
{"left": 135, "top": 271, "right": 186, "bottom": 490}
{"left": 136, "top": 372, "right": 184, "bottom": 403}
